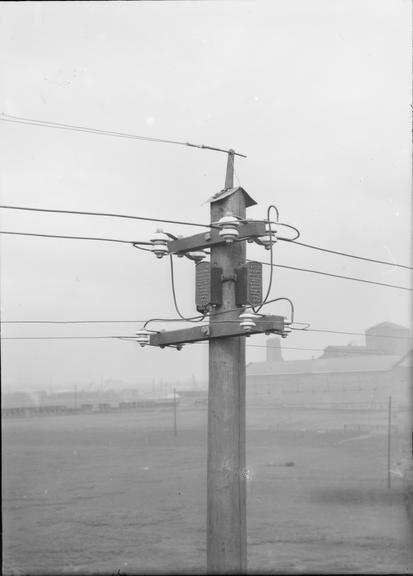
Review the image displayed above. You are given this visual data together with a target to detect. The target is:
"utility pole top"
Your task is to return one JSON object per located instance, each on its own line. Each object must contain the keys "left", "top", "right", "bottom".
{"left": 225, "top": 149, "right": 235, "bottom": 190}
{"left": 206, "top": 151, "right": 257, "bottom": 208}
{"left": 203, "top": 152, "right": 255, "bottom": 208}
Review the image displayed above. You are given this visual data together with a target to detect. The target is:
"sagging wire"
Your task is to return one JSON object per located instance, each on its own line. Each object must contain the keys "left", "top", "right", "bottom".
{"left": 143, "top": 315, "right": 204, "bottom": 330}
{"left": 132, "top": 242, "right": 152, "bottom": 253}
{"left": 255, "top": 296, "right": 295, "bottom": 325}
{"left": 139, "top": 256, "right": 207, "bottom": 333}
{"left": 276, "top": 223, "right": 300, "bottom": 242}
{"left": 169, "top": 254, "right": 207, "bottom": 323}
{"left": 253, "top": 204, "right": 279, "bottom": 313}
{"left": 233, "top": 219, "right": 300, "bottom": 242}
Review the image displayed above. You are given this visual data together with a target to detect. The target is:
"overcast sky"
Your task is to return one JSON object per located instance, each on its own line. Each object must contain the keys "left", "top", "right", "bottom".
{"left": 0, "top": 0, "right": 411, "bottom": 392}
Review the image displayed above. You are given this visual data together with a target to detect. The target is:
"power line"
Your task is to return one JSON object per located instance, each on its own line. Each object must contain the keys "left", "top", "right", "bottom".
{"left": 1, "top": 322, "right": 411, "bottom": 341}
{"left": 0, "top": 230, "right": 149, "bottom": 245}
{"left": 293, "top": 327, "right": 413, "bottom": 340}
{"left": 249, "top": 344, "right": 323, "bottom": 352}
{"left": 253, "top": 260, "right": 413, "bottom": 292}
{"left": 0, "top": 334, "right": 324, "bottom": 352}
{"left": 0, "top": 204, "right": 217, "bottom": 230}
{"left": 195, "top": 341, "right": 324, "bottom": 352}
{"left": 0, "top": 336, "right": 125, "bottom": 340}
{"left": 0, "top": 113, "right": 247, "bottom": 158}
{"left": 4, "top": 334, "right": 407, "bottom": 354}
{"left": 4, "top": 229, "right": 410, "bottom": 292}
{"left": 168, "top": 254, "right": 207, "bottom": 323}
{"left": 255, "top": 205, "right": 276, "bottom": 313}
{"left": 0, "top": 320, "right": 150, "bottom": 324}
{"left": 283, "top": 239, "right": 413, "bottom": 271}
{"left": 2, "top": 205, "right": 411, "bottom": 270}
{"left": 1, "top": 233, "right": 411, "bottom": 294}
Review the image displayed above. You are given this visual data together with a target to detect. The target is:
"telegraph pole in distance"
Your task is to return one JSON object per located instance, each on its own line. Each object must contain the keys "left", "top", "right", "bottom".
{"left": 207, "top": 151, "right": 247, "bottom": 573}
{"left": 173, "top": 387, "right": 177, "bottom": 437}
{"left": 387, "top": 394, "right": 392, "bottom": 489}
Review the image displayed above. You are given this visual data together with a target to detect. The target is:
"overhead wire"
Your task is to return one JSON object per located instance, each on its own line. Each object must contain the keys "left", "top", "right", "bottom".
{"left": 0, "top": 334, "right": 326, "bottom": 352}
{"left": 1, "top": 320, "right": 150, "bottom": 325}
{"left": 252, "top": 260, "right": 413, "bottom": 292}
{"left": 2, "top": 330, "right": 411, "bottom": 343}
{"left": 254, "top": 205, "right": 278, "bottom": 313}
{"left": 1, "top": 205, "right": 410, "bottom": 268}
{"left": 2, "top": 117, "right": 410, "bottom": 358}
{"left": 194, "top": 341, "right": 325, "bottom": 352}
{"left": 260, "top": 296, "right": 295, "bottom": 324}
{"left": 4, "top": 324, "right": 408, "bottom": 341}
{"left": 0, "top": 113, "right": 247, "bottom": 157}
{"left": 0, "top": 230, "right": 150, "bottom": 246}
{"left": 292, "top": 327, "right": 413, "bottom": 340}
{"left": 168, "top": 254, "right": 207, "bottom": 324}
{"left": 0, "top": 204, "right": 218, "bottom": 230}
{"left": 0, "top": 113, "right": 246, "bottom": 158}
{"left": 281, "top": 239, "right": 413, "bottom": 271}
{"left": 0, "top": 335, "right": 127, "bottom": 340}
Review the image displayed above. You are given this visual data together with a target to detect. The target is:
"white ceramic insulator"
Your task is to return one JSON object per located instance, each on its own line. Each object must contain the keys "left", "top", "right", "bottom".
{"left": 188, "top": 250, "right": 207, "bottom": 262}
{"left": 151, "top": 244, "right": 169, "bottom": 258}
{"left": 136, "top": 330, "right": 151, "bottom": 347}
{"left": 219, "top": 226, "right": 239, "bottom": 241}
{"left": 240, "top": 320, "right": 256, "bottom": 331}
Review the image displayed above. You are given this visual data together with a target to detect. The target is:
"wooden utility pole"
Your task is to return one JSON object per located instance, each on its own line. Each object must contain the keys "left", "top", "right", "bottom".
{"left": 142, "top": 150, "right": 285, "bottom": 572}
{"left": 207, "top": 151, "right": 247, "bottom": 573}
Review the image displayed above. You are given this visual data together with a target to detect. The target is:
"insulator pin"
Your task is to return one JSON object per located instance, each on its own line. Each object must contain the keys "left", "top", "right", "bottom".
{"left": 150, "top": 229, "right": 170, "bottom": 259}
{"left": 215, "top": 213, "right": 240, "bottom": 244}
{"left": 239, "top": 311, "right": 259, "bottom": 332}
{"left": 135, "top": 329, "right": 151, "bottom": 347}
{"left": 258, "top": 222, "right": 278, "bottom": 249}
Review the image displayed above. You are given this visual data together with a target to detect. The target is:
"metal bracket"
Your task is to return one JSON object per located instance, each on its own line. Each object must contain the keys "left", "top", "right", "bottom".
{"left": 167, "top": 221, "right": 266, "bottom": 255}
{"left": 221, "top": 273, "right": 237, "bottom": 283}
{"left": 148, "top": 315, "right": 285, "bottom": 347}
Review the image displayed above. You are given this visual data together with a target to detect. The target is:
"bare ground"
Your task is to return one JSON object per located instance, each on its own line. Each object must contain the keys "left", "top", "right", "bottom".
{"left": 2, "top": 404, "right": 413, "bottom": 574}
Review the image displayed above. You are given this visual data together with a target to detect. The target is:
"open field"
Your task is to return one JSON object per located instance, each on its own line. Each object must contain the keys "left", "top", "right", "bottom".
{"left": 2, "top": 404, "right": 413, "bottom": 574}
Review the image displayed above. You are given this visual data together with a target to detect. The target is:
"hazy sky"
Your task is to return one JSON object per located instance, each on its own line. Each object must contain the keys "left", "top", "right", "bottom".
{"left": 0, "top": 0, "right": 411, "bottom": 392}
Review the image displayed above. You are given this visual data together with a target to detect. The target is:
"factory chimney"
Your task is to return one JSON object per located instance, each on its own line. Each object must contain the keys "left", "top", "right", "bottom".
{"left": 266, "top": 337, "right": 283, "bottom": 362}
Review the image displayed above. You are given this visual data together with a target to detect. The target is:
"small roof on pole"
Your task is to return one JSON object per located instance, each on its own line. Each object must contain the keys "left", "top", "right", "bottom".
{"left": 206, "top": 186, "right": 257, "bottom": 208}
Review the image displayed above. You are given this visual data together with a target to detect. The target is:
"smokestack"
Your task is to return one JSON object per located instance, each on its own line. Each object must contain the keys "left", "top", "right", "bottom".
{"left": 266, "top": 337, "right": 283, "bottom": 362}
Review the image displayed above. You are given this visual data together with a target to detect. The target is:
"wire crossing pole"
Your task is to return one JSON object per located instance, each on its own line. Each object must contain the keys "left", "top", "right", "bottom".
{"left": 207, "top": 151, "right": 247, "bottom": 573}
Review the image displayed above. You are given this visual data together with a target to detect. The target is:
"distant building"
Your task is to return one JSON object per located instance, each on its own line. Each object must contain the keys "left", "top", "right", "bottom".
{"left": 322, "top": 345, "right": 381, "bottom": 358}
{"left": 247, "top": 321, "right": 412, "bottom": 408}
{"left": 366, "top": 322, "right": 412, "bottom": 356}
{"left": 321, "top": 322, "right": 412, "bottom": 359}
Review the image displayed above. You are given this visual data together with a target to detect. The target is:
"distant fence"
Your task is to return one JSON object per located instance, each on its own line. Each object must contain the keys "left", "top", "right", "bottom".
{"left": 343, "top": 423, "right": 399, "bottom": 433}
{"left": 265, "top": 422, "right": 400, "bottom": 433}
{"left": 281, "top": 402, "right": 389, "bottom": 411}
{"left": 2, "top": 399, "right": 177, "bottom": 419}
{"left": 2, "top": 405, "right": 75, "bottom": 418}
